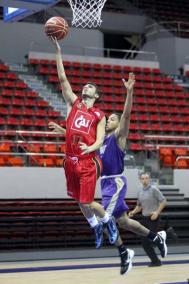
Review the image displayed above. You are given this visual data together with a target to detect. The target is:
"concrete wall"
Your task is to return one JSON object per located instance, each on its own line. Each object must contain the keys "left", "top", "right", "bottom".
{"left": 0, "top": 10, "right": 148, "bottom": 64}
{"left": 0, "top": 167, "right": 140, "bottom": 199}
{"left": 139, "top": 28, "right": 189, "bottom": 74}
{"left": 0, "top": 21, "right": 104, "bottom": 64}
{"left": 174, "top": 170, "right": 189, "bottom": 198}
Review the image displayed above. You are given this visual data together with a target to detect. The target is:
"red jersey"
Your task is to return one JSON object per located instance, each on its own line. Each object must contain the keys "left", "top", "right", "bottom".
{"left": 66, "top": 98, "right": 104, "bottom": 157}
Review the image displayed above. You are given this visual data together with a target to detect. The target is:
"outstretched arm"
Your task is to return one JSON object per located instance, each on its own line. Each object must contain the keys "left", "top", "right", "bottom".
{"left": 51, "top": 37, "right": 77, "bottom": 108}
{"left": 79, "top": 116, "right": 106, "bottom": 155}
{"left": 115, "top": 72, "right": 135, "bottom": 150}
{"left": 48, "top": 121, "right": 66, "bottom": 135}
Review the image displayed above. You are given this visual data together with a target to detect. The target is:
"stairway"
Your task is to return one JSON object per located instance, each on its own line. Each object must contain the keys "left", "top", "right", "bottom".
{"left": 159, "top": 185, "right": 189, "bottom": 205}
{"left": 19, "top": 74, "right": 66, "bottom": 117}
{"left": 159, "top": 185, "right": 189, "bottom": 243}
{"left": 8, "top": 63, "right": 66, "bottom": 117}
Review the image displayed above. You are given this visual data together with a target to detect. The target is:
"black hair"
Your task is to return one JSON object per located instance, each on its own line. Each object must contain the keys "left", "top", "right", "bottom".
{"left": 86, "top": 82, "right": 101, "bottom": 96}
{"left": 112, "top": 112, "right": 121, "bottom": 121}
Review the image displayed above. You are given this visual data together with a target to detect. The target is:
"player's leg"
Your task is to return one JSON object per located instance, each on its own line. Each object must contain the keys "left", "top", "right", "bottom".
{"left": 91, "top": 201, "right": 118, "bottom": 245}
{"left": 79, "top": 157, "right": 118, "bottom": 248}
{"left": 64, "top": 157, "right": 104, "bottom": 248}
{"left": 79, "top": 202, "right": 104, "bottom": 249}
{"left": 114, "top": 235, "right": 135, "bottom": 275}
{"left": 117, "top": 212, "right": 167, "bottom": 259}
{"left": 101, "top": 176, "right": 134, "bottom": 275}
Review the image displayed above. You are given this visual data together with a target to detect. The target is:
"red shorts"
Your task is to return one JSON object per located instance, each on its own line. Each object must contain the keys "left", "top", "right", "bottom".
{"left": 63, "top": 155, "right": 102, "bottom": 203}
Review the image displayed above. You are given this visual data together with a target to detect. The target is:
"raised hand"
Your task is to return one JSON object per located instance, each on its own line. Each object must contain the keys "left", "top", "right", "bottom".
{"left": 122, "top": 72, "right": 135, "bottom": 93}
{"left": 50, "top": 36, "right": 61, "bottom": 52}
{"left": 48, "top": 121, "right": 65, "bottom": 134}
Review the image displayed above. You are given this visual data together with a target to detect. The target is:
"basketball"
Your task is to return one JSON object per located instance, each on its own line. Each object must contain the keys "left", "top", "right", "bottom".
{"left": 44, "top": 16, "right": 69, "bottom": 40}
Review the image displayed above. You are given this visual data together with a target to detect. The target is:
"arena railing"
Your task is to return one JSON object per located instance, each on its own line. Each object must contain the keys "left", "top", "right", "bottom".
{"left": 144, "top": 134, "right": 189, "bottom": 151}
{"left": 175, "top": 156, "right": 189, "bottom": 167}
{"left": 145, "top": 21, "right": 189, "bottom": 38}
{"left": 0, "top": 130, "right": 65, "bottom": 166}
{"left": 29, "top": 42, "right": 158, "bottom": 61}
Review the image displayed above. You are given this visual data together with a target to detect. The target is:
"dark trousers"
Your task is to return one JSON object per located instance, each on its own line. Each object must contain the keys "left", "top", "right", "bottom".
{"left": 141, "top": 216, "right": 160, "bottom": 264}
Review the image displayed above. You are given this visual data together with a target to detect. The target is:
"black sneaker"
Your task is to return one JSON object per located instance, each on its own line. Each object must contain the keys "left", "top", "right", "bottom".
{"left": 148, "top": 260, "right": 162, "bottom": 267}
{"left": 120, "top": 249, "right": 135, "bottom": 275}
{"left": 105, "top": 217, "right": 118, "bottom": 245}
{"left": 154, "top": 231, "right": 168, "bottom": 258}
{"left": 93, "top": 222, "right": 103, "bottom": 249}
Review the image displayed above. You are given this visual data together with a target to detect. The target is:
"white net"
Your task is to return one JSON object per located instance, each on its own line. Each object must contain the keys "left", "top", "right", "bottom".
{"left": 67, "top": 0, "right": 107, "bottom": 28}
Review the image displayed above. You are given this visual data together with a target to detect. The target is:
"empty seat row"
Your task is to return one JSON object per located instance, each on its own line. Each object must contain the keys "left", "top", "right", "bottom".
{"left": 0, "top": 143, "right": 66, "bottom": 153}
{"left": 29, "top": 58, "right": 161, "bottom": 73}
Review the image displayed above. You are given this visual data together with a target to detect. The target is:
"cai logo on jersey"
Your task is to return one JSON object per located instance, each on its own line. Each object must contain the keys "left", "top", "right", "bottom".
{"left": 71, "top": 110, "right": 94, "bottom": 134}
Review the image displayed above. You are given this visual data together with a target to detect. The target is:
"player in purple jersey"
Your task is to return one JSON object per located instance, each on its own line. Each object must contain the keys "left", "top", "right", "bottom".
{"left": 98, "top": 73, "right": 167, "bottom": 275}
{"left": 49, "top": 73, "right": 167, "bottom": 275}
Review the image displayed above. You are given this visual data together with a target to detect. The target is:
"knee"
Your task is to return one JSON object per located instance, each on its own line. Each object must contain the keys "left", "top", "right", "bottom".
{"left": 79, "top": 202, "right": 92, "bottom": 210}
{"left": 117, "top": 216, "right": 127, "bottom": 229}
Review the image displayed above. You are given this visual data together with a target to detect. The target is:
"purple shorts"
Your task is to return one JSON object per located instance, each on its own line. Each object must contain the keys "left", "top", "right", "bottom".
{"left": 100, "top": 175, "right": 129, "bottom": 218}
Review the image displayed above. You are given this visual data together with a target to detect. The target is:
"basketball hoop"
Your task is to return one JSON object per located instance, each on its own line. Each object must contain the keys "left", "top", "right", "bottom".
{"left": 67, "top": 0, "right": 107, "bottom": 28}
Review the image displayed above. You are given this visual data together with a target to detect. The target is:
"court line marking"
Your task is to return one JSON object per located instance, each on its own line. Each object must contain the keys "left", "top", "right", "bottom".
{"left": 160, "top": 282, "right": 188, "bottom": 284}
{"left": 0, "top": 259, "right": 189, "bottom": 274}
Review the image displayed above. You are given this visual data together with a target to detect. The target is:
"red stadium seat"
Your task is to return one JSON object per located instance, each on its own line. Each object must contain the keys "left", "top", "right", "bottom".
{"left": 7, "top": 117, "right": 20, "bottom": 126}
{"left": 142, "top": 67, "right": 151, "bottom": 73}
{"left": 0, "top": 143, "right": 11, "bottom": 152}
{"left": 123, "top": 66, "right": 132, "bottom": 72}
{"left": 0, "top": 64, "right": 8, "bottom": 71}
{"left": 0, "top": 107, "right": 9, "bottom": 115}
{"left": 43, "top": 144, "right": 57, "bottom": 153}
{"left": 35, "top": 109, "right": 48, "bottom": 117}
{"left": 14, "top": 90, "right": 25, "bottom": 97}
{"left": 0, "top": 157, "right": 6, "bottom": 166}
{"left": 1, "top": 89, "right": 12, "bottom": 96}
{"left": 38, "top": 158, "right": 55, "bottom": 167}
{"left": 175, "top": 159, "right": 188, "bottom": 169}
{"left": 12, "top": 98, "right": 24, "bottom": 106}
{"left": 130, "top": 143, "right": 144, "bottom": 151}
{"left": 40, "top": 59, "right": 50, "bottom": 65}
{"left": 7, "top": 73, "right": 17, "bottom": 80}
{"left": 60, "top": 144, "right": 66, "bottom": 153}
{"left": 20, "top": 118, "right": 34, "bottom": 126}
{"left": 34, "top": 119, "right": 47, "bottom": 127}
{"left": 16, "top": 82, "right": 27, "bottom": 89}
{"left": 8, "top": 157, "right": 24, "bottom": 167}
{"left": 9, "top": 108, "right": 22, "bottom": 116}
{"left": 149, "top": 114, "right": 160, "bottom": 121}
{"left": 163, "top": 155, "right": 174, "bottom": 167}
{"left": 22, "top": 108, "right": 35, "bottom": 116}
{"left": 27, "top": 144, "right": 41, "bottom": 153}
{"left": 93, "top": 63, "right": 102, "bottom": 70}
{"left": 29, "top": 58, "right": 40, "bottom": 65}
{"left": 55, "top": 158, "right": 63, "bottom": 167}
{"left": 0, "top": 117, "right": 6, "bottom": 125}
{"left": 174, "top": 148, "right": 188, "bottom": 156}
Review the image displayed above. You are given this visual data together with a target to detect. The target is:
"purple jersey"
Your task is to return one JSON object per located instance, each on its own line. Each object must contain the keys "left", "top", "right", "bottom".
{"left": 99, "top": 134, "right": 125, "bottom": 176}
{"left": 99, "top": 133, "right": 129, "bottom": 218}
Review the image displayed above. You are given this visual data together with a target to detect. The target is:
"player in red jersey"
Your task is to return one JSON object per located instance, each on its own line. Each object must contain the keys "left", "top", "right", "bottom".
{"left": 51, "top": 37, "right": 118, "bottom": 248}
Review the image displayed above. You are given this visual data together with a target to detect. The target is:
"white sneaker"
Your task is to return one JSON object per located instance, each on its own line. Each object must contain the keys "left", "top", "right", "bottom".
{"left": 157, "top": 231, "right": 168, "bottom": 258}
{"left": 120, "top": 249, "right": 135, "bottom": 275}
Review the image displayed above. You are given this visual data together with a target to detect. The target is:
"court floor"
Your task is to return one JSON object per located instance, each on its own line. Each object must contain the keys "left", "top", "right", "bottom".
{"left": 0, "top": 253, "right": 188, "bottom": 284}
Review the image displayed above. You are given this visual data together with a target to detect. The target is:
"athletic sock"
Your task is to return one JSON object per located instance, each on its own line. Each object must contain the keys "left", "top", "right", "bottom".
{"left": 118, "top": 244, "right": 127, "bottom": 256}
{"left": 86, "top": 215, "right": 98, "bottom": 228}
{"left": 100, "top": 212, "right": 110, "bottom": 224}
